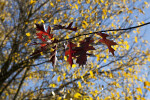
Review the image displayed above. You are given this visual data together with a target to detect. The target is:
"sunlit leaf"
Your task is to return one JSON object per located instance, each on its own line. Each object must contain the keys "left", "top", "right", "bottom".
{"left": 74, "top": 93, "right": 82, "bottom": 98}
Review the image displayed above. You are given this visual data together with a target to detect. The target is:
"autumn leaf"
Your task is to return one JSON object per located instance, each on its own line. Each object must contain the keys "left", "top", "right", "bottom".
{"left": 66, "top": 22, "right": 77, "bottom": 31}
{"left": 50, "top": 45, "right": 57, "bottom": 67}
{"left": 65, "top": 41, "right": 76, "bottom": 67}
{"left": 144, "top": 81, "right": 150, "bottom": 87}
{"left": 97, "top": 32, "right": 117, "bottom": 56}
{"left": 97, "top": 32, "right": 109, "bottom": 39}
{"left": 30, "top": 45, "right": 47, "bottom": 57}
{"left": 35, "top": 23, "right": 45, "bottom": 32}
{"left": 73, "top": 37, "right": 95, "bottom": 66}
{"left": 36, "top": 24, "right": 53, "bottom": 42}
{"left": 53, "top": 22, "right": 77, "bottom": 31}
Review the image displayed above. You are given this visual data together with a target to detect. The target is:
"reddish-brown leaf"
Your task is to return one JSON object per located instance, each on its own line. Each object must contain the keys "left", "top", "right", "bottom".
{"left": 65, "top": 42, "right": 76, "bottom": 67}
{"left": 97, "top": 32, "right": 117, "bottom": 56}
{"left": 46, "top": 26, "right": 53, "bottom": 39}
{"left": 30, "top": 43, "right": 47, "bottom": 56}
{"left": 53, "top": 22, "right": 77, "bottom": 31}
{"left": 36, "top": 24, "right": 53, "bottom": 42}
{"left": 50, "top": 45, "right": 57, "bottom": 67}
{"left": 73, "top": 37, "right": 95, "bottom": 66}
{"left": 96, "top": 32, "right": 109, "bottom": 39}
{"left": 66, "top": 22, "right": 77, "bottom": 31}
{"left": 35, "top": 24, "right": 45, "bottom": 32}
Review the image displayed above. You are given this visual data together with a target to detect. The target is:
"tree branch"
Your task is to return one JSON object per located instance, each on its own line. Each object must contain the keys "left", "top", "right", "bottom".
{"left": 57, "top": 22, "right": 150, "bottom": 42}
{"left": 13, "top": 67, "right": 30, "bottom": 100}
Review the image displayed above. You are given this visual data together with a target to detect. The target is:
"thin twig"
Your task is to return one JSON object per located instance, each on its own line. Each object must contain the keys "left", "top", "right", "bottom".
{"left": 57, "top": 22, "right": 150, "bottom": 42}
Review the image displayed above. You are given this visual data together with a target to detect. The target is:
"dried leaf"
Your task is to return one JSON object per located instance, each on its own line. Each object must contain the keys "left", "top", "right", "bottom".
{"left": 36, "top": 24, "right": 53, "bottom": 42}
{"left": 50, "top": 45, "right": 57, "bottom": 67}
{"left": 65, "top": 42, "right": 76, "bottom": 67}
{"left": 97, "top": 32, "right": 117, "bottom": 56}
{"left": 73, "top": 37, "right": 95, "bottom": 66}
{"left": 53, "top": 22, "right": 77, "bottom": 31}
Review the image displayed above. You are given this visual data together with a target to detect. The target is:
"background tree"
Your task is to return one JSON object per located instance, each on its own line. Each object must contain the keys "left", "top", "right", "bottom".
{"left": 0, "top": 0, "right": 150, "bottom": 99}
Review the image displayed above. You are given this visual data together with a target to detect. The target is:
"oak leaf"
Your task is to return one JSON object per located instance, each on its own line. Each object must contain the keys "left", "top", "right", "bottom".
{"left": 97, "top": 32, "right": 117, "bottom": 56}
{"left": 73, "top": 37, "right": 95, "bottom": 66}
{"left": 36, "top": 24, "right": 53, "bottom": 42}
{"left": 50, "top": 45, "right": 57, "bottom": 67}
{"left": 65, "top": 42, "right": 76, "bottom": 67}
{"left": 53, "top": 22, "right": 77, "bottom": 31}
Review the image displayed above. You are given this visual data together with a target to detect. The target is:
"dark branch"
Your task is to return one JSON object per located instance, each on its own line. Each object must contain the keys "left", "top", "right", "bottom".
{"left": 57, "top": 22, "right": 150, "bottom": 42}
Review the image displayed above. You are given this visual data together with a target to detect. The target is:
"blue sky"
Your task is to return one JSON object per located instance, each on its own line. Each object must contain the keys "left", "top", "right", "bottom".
{"left": 21, "top": 0, "right": 150, "bottom": 99}
{"left": 140, "top": 4, "right": 150, "bottom": 44}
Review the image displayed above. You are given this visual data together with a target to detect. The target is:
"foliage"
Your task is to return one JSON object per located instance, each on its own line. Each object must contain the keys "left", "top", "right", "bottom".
{"left": 0, "top": 0, "right": 150, "bottom": 100}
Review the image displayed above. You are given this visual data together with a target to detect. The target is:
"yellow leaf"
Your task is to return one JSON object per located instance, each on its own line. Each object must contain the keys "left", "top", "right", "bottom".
{"left": 77, "top": 0, "right": 81, "bottom": 4}
{"left": 75, "top": 4, "right": 78, "bottom": 10}
{"left": 127, "top": 10, "right": 133, "bottom": 14}
{"left": 116, "top": 92, "right": 120, "bottom": 97}
{"left": 63, "top": 73, "right": 66, "bottom": 79}
{"left": 81, "top": 76, "right": 84, "bottom": 81}
{"left": 127, "top": 34, "right": 130, "bottom": 38}
{"left": 102, "top": 9, "right": 107, "bottom": 15}
{"left": 91, "top": 63, "right": 94, "bottom": 68}
{"left": 65, "top": 35, "right": 69, "bottom": 39}
{"left": 72, "top": 64, "right": 76, "bottom": 68}
{"left": 50, "top": 48, "right": 54, "bottom": 52}
{"left": 111, "top": 92, "right": 114, "bottom": 97}
{"left": 83, "top": 20, "right": 88, "bottom": 26}
{"left": 50, "top": 2, "right": 54, "bottom": 7}
{"left": 128, "top": 68, "right": 132, "bottom": 72}
{"left": 141, "top": 21, "right": 145, "bottom": 24}
{"left": 135, "top": 36, "right": 138, "bottom": 43}
{"left": 144, "top": 81, "right": 150, "bottom": 86}
{"left": 25, "top": 22, "right": 28, "bottom": 24}
{"left": 123, "top": 0, "right": 126, "bottom": 4}
{"left": 29, "top": 74, "right": 32, "bottom": 79}
{"left": 57, "top": 76, "right": 61, "bottom": 82}
{"left": 82, "top": 24, "right": 86, "bottom": 29}
{"left": 137, "top": 88, "right": 142, "bottom": 94}
{"left": 110, "top": 16, "right": 113, "bottom": 19}
{"left": 74, "top": 93, "right": 82, "bottom": 98}
{"left": 134, "top": 75, "right": 138, "bottom": 80}
{"left": 144, "top": 1, "right": 148, "bottom": 5}
{"left": 104, "top": 59, "right": 107, "bottom": 63}
{"left": 24, "top": 43, "right": 28, "bottom": 46}
{"left": 141, "top": 97, "right": 146, "bottom": 100}
{"left": 89, "top": 97, "right": 93, "bottom": 100}
{"left": 111, "top": 23, "right": 114, "bottom": 27}
{"left": 126, "top": 44, "right": 130, "bottom": 50}
{"left": 90, "top": 70, "right": 93, "bottom": 77}
{"left": 54, "top": 18, "right": 57, "bottom": 24}
{"left": 138, "top": 9, "right": 144, "bottom": 14}
{"left": 57, "top": 97, "right": 62, "bottom": 100}
{"left": 49, "top": 84, "right": 56, "bottom": 87}
{"left": 64, "top": 13, "right": 67, "bottom": 19}
{"left": 102, "top": 15, "right": 105, "bottom": 20}
{"left": 30, "top": 0, "right": 36, "bottom": 5}
{"left": 86, "top": 0, "right": 90, "bottom": 3}
{"left": 109, "top": 73, "right": 113, "bottom": 78}
{"left": 104, "top": 71, "right": 107, "bottom": 76}
{"left": 101, "top": 0, "right": 104, "bottom": 3}
{"left": 64, "top": 56, "right": 67, "bottom": 61}
{"left": 145, "top": 88, "right": 150, "bottom": 91}
{"left": 26, "top": 32, "right": 31, "bottom": 36}
{"left": 41, "top": 19, "right": 44, "bottom": 23}
{"left": 78, "top": 81, "right": 82, "bottom": 88}
{"left": 57, "top": 0, "right": 61, "bottom": 2}
{"left": 40, "top": 52, "right": 43, "bottom": 55}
